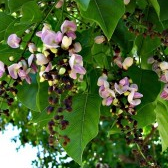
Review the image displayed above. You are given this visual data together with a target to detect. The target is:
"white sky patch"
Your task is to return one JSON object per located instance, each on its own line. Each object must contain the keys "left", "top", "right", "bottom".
{"left": 0, "top": 124, "right": 39, "bottom": 168}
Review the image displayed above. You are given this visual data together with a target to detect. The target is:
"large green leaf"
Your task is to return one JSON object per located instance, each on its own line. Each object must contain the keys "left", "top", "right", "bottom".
{"left": 17, "top": 74, "right": 39, "bottom": 112}
{"left": 126, "top": 66, "right": 161, "bottom": 110}
{"left": 0, "top": 12, "right": 14, "bottom": 41}
{"left": 149, "top": 0, "right": 160, "bottom": 18}
{"left": 158, "top": 0, "right": 168, "bottom": 21}
{"left": 59, "top": 94, "right": 101, "bottom": 165}
{"left": 0, "top": 45, "right": 22, "bottom": 65}
{"left": 8, "top": 0, "right": 33, "bottom": 13}
{"left": 4, "top": 19, "right": 29, "bottom": 41}
{"left": 17, "top": 74, "right": 48, "bottom": 112}
{"left": 80, "top": 0, "right": 125, "bottom": 40}
{"left": 112, "top": 20, "right": 135, "bottom": 54}
{"left": 134, "top": 103, "right": 156, "bottom": 128}
{"left": 20, "top": 1, "right": 42, "bottom": 24}
{"left": 75, "top": 0, "right": 90, "bottom": 11}
{"left": 135, "top": 35, "right": 161, "bottom": 56}
{"left": 155, "top": 101, "right": 168, "bottom": 152}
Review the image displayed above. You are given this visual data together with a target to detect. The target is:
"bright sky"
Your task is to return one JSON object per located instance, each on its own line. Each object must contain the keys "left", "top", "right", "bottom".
{"left": 0, "top": 124, "right": 39, "bottom": 168}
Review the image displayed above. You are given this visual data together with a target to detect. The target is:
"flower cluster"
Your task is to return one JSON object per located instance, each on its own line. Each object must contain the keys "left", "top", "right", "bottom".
{"left": 1, "top": 20, "right": 86, "bottom": 84}
{"left": 148, "top": 56, "right": 168, "bottom": 100}
{"left": 97, "top": 75, "right": 143, "bottom": 107}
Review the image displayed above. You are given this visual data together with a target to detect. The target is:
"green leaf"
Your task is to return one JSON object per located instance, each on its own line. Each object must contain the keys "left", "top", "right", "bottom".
{"left": 158, "top": 0, "right": 168, "bottom": 21}
{"left": 80, "top": 0, "right": 125, "bottom": 40}
{"left": 75, "top": 0, "right": 90, "bottom": 11}
{"left": 4, "top": 19, "right": 29, "bottom": 41}
{"left": 17, "top": 74, "right": 39, "bottom": 112}
{"left": 8, "top": 0, "right": 33, "bottom": 13}
{"left": 0, "top": 45, "right": 22, "bottom": 65}
{"left": 21, "top": 1, "right": 42, "bottom": 24}
{"left": 126, "top": 66, "right": 161, "bottom": 110}
{"left": 36, "top": 78, "right": 49, "bottom": 112}
{"left": 17, "top": 74, "right": 48, "bottom": 112}
{"left": 134, "top": 103, "right": 156, "bottom": 128}
{"left": 31, "top": 109, "right": 55, "bottom": 128}
{"left": 91, "top": 43, "right": 110, "bottom": 69}
{"left": 0, "top": 12, "right": 14, "bottom": 41}
{"left": 135, "top": 35, "right": 161, "bottom": 56}
{"left": 112, "top": 20, "right": 135, "bottom": 53}
{"left": 59, "top": 94, "right": 101, "bottom": 165}
{"left": 155, "top": 101, "right": 168, "bottom": 152}
{"left": 149, "top": 0, "right": 160, "bottom": 17}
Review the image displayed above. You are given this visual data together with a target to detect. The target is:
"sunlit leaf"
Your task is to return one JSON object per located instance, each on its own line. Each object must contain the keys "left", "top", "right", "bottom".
{"left": 80, "top": 0, "right": 125, "bottom": 40}
{"left": 59, "top": 94, "right": 101, "bottom": 165}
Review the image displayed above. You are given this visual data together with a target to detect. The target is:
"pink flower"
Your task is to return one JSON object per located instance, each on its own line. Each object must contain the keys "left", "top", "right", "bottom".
{"left": 43, "top": 31, "right": 63, "bottom": 48}
{"left": 69, "top": 54, "right": 86, "bottom": 80}
{"left": 102, "top": 97, "right": 114, "bottom": 106}
{"left": 115, "top": 77, "right": 129, "bottom": 94}
{"left": 7, "top": 34, "right": 21, "bottom": 48}
{"left": 55, "top": 0, "right": 64, "bottom": 8}
{"left": 8, "top": 63, "right": 22, "bottom": 79}
{"left": 69, "top": 42, "right": 82, "bottom": 55}
{"left": 160, "top": 84, "right": 168, "bottom": 100}
{"left": 128, "top": 90, "right": 143, "bottom": 106}
{"left": 61, "top": 20, "right": 77, "bottom": 34}
{"left": 18, "top": 69, "right": 31, "bottom": 84}
{"left": 0, "top": 61, "right": 5, "bottom": 78}
{"left": 114, "top": 55, "right": 123, "bottom": 68}
{"left": 36, "top": 53, "right": 49, "bottom": 65}
{"left": 97, "top": 74, "right": 109, "bottom": 87}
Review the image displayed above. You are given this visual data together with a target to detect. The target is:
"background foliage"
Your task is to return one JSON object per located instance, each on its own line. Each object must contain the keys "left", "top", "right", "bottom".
{"left": 1, "top": 0, "right": 168, "bottom": 167}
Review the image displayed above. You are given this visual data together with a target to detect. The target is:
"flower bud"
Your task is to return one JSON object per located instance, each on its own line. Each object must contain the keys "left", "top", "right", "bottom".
{"left": 122, "top": 57, "right": 133, "bottom": 70}
{"left": 160, "top": 61, "right": 168, "bottom": 71}
{"left": 61, "top": 36, "right": 72, "bottom": 49}
{"left": 94, "top": 35, "right": 106, "bottom": 44}
{"left": 124, "top": 0, "right": 130, "bottom": 5}
{"left": 28, "top": 43, "right": 37, "bottom": 53}
{"left": 55, "top": 0, "right": 64, "bottom": 8}
{"left": 59, "top": 67, "right": 66, "bottom": 75}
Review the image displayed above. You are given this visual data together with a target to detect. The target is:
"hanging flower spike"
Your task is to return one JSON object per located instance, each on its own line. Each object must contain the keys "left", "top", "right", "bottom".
{"left": 69, "top": 54, "right": 86, "bottom": 80}
{"left": 0, "top": 61, "right": 5, "bottom": 78}
{"left": 36, "top": 53, "right": 49, "bottom": 65}
{"left": 8, "top": 63, "right": 22, "bottom": 79}
{"left": 7, "top": 34, "right": 21, "bottom": 48}
{"left": 115, "top": 77, "right": 129, "bottom": 95}
{"left": 160, "top": 84, "right": 168, "bottom": 100}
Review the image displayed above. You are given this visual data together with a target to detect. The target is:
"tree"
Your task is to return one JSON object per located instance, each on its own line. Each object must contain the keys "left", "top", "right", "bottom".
{"left": 0, "top": 0, "right": 168, "bottom": 167}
